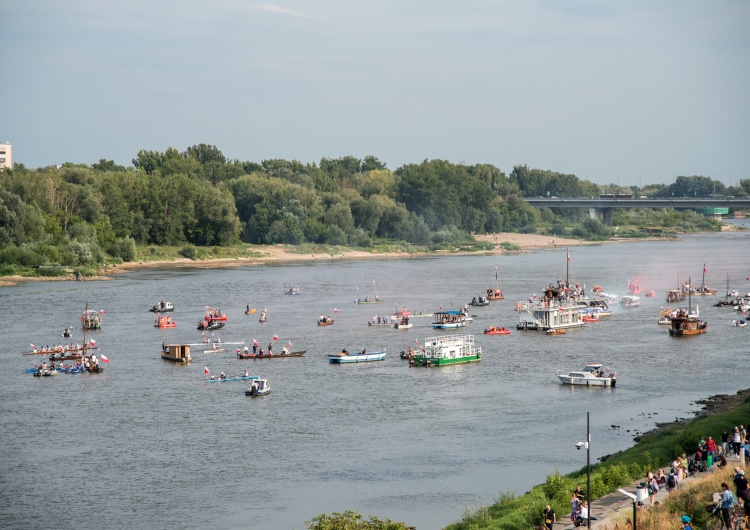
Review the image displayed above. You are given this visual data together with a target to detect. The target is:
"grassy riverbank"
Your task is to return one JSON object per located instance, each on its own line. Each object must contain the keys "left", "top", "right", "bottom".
{"left": 444, "top": 389, "right": 750, "bottom": 529}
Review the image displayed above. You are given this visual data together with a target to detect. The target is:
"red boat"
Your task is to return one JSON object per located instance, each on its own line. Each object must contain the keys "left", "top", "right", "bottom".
{"left": 204, "top": 311, "right": 228, "bottom": 321}
{"left": 484, "top": 326, "right": 511, "bottom": 335}
{"left": 645, "top": 290, "right": 656, "bottom": 297}
{"left": 582, "top": 315, "right": 600, "bottom": 323}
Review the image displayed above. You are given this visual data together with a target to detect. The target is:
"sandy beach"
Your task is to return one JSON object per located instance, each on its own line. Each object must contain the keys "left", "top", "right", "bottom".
{"left": 0, "top": 232, "right": 661, "bottom": 287}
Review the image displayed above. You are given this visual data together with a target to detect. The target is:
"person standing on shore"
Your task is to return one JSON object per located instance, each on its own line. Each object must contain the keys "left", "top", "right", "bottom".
{"left": 722, "top": 429, "right": 729, "bottom": 456}
{"left": 543, "top": 504, "right": 556, "bottom": 529}
{"left": 733, "top": 427, "right": 742, "bottom": 457}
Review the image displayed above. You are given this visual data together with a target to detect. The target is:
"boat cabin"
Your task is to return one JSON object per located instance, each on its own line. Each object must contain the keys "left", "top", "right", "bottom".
{"left": 81, "top": 309, "right": 103, "bottom": 330}
{"left": 432, "top": 310, "right": 465, "bottom": 329}
{"left": 161, "top": 343, "right": 192, "bottom": 363}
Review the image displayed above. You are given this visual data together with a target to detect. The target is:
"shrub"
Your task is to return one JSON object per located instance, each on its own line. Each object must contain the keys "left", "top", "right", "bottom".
{"left": 180, "top": 245, "right": 198, "bottom": 260}
{"left": 109, "top": 237, "right": 137, "bottom": 262}
{"left": 306, "top": 510, "right": 409, "bottom": 530}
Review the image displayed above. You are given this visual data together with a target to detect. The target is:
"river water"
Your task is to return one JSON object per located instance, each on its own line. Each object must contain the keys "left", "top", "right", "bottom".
{"left": 1, "top": 225, "right": 748, "bottom": 530}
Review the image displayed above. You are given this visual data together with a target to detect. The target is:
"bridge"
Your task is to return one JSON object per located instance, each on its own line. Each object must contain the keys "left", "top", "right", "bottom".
{"left": 523, "top": 197, "right": 750, "bottom": 225}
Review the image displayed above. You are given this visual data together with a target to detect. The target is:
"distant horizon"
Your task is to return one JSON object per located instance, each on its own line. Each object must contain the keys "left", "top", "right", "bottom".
{"left": 2, "top": 1, "right": 748, "bottom": 187}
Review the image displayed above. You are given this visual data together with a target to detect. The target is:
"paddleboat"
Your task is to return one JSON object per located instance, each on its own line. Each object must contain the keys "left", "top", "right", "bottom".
{"left": 557, "top": 363, "right": 616, "bottom": 387}
{"left": 328, "top": 349, "right": 386, "bottom": 364}
{"left": 245, "top": 378, "right": 271, "bottom": 396}
{"left": 484, "top": 326, "right": 510, "bottom": 335}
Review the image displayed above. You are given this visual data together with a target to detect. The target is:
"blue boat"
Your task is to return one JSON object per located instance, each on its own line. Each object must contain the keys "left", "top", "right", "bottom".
{"left": 205, "top": 374, "right": 259, "bottom": 383}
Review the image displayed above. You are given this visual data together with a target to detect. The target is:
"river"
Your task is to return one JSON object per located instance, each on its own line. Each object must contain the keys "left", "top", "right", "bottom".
{"left": 1, "top": 225, "right": 748, "bottom": 529}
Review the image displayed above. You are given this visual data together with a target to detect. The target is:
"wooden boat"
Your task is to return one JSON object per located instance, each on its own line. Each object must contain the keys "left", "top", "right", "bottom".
{"left": 154, "top": 317, "right": 176, "bottom": 328}
{"left": 484, "top": 326, "right": 510, "bottom": 335}
{"left": 329, "top": 349, "right": 386, "bottom": 364}
{"left": 205, "top": 374, "right": 259, "bottom": 383}
{"left": 237, "top": 350, "right": 306, "bottom": 359}
{"left": 48, "top": 352, "right": 83, "bottom": 362}
{"left": 23, "top": 343, "right": 96, "bottom": 356}
{"left": 149, "top": 300, "right": 174, "bottom": 312}
{"left": 245, "top": 378, "right": 270, "bottom": 396}
{"left": 669, "top": 281, "right": 707, "bottom": 337}
{"left": 546, "top": 328, "right": 566, "bottom": 335}
{"left": 81, "top": 307, "right": 103, "bottom": 330}
{"left": 658, "top": 308, "right": 675, "bottom": 325}
{"left": 486, "top": 266, "right": 504, "bottom": 300}
{"left": 244, "top": 306, "right": 257, "bottom": 315}
{"left": 368, "top": 318, "right": 393, "bottom": 327}
{"left": 410, "top": 334, "right": 481, "bottom": 367}
{"left": 161, "top": 344, "right": 192, "bottom": 364}
{"left": 557, "top": 363, "right": 616, "bottom": 387}
{"left": 318, "top": 317, "right": 334, "bottom": 326}
{"left": 197, "top": 320, "right": 225, "bottom": 331}
{"left": 355, "top": 279, "right": 381, "bottom": 304}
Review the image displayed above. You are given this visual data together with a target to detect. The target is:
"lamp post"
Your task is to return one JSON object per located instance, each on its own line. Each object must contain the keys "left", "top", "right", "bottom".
{"left": 576, "top": 411, "right": 592, "bottom": 528}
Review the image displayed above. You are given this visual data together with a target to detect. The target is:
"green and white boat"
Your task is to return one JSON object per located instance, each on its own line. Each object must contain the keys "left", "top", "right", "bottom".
{"left": 410, "top": 334, "right": 481, "bottom": 367}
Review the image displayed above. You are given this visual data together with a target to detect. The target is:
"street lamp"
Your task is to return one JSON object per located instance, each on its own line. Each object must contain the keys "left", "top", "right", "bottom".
{"left": 576, "top": 411, "right": 592, "bottom": 528}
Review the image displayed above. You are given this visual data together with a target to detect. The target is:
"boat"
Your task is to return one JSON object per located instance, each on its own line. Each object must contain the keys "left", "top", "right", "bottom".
{"left": 368, "top": 315, "right": 393, "bottom": 326}
{"left": 546, "top": 328, "right": 566, "bottom": 335}
{"left": 154, "top": 316, "right": 176, "bottom": 328}
{"left": 556, "top": 363, "right": 616, "bottom": 387}
{"left": 669, "top": 280, "right": 707, "bottom": 337}
{"left": 23, "top": 342, "right": 96, "bottom": 356}
{"left": 393, "top": 317, "right": 412, "bottom": 329}
{"left": 582, "top": 315, "right": 600, "bottom": 323}
{"left": 694, "top": 264, "right": 717, "bottom": 295}
{"left": 284, "top": 285, "right": 301, "bottom": 295}
{"left": 244, "top": 305, "right": 257, "bottom": 315}
{"left": 432, "top": 310, "right": 466, "bottom": 329}
{"left": 666, "top": 289, "right": 686, "bottom": 303}
{"left": 259, "top": 310, "right": 267, "bottom": 323}
{"left": 469, "top": 296, "right": 489, "bottom": 307}
{"left": 318, "top": 315, "right": 334, "bottom": 326}
{"left": 204, "top": 309, "right": 228, "bottom": 321}
{"left": 579, "top": 300, "right": 611, "bottom": 317}
{"left": 197, "top": 320, "right": 225, "bottom": 331}
{"left": 410, "top": 334, "right": 481, "bottom": 367}
{"left": 484, "top": 326, "right": 510, "bottom": 335}
{"left": 32, "top": 368, "right": 58, "bottom": 377}
{"left": 627, "top": 280, "right": 642, "bottom": 295}
{"left": 48, "top": 351, "right": 83, "bottom": 362}
{"left": 355, "top": 279, "right": 381, "bottom": 304}
{"left": 149, "top": 300, "right": 174, "bottom": 312}
{"left": 732, "top": 319, "right": 747, "bottom": 328}
{"left": 410, "top": 311, "right": 433, "bottom": 318}
{"left": 620, "top": 295, "right": 640, "bottom": 308}
{"left": 598, "top": 293, "right": 619, "bottom": 304}
{"left": 161, "top": 343, "right": 192, "bottom": 364}
{"left": 328, "top": 349, "right": 387, "bottom": 364}
{"left": 81, "top": 308, "right": 103, "bottom": 330}
{"left": 644, "top": 290, "right": 656, "bottom": 297}
{"left": 237, "top": 350, "right": 306, "bottom": 359}
{"left": 61, "top": 326, "right": 73, "bottom": 338}
{"left": 400, "top": 347, "right": 417, "bottom": 359}
{"left": 486, "top": 266, "right": 504, "bottom": 300}
{"left": 658, "top": 307, "right": 675, "bottom": 325}
{"left": 245, "top": 378, "right": 271, "bottom": 396}
{"left": 524, "top": 291, "right": 585, "bottom": 331}
{"left": 205, "top": 373, "right": 259, "bottom": 383}
{"left": 517, "top": 319, "right": 541, "bottom": 331}
{"left": 591, "top": 285, "right": 603, "bottom": 293}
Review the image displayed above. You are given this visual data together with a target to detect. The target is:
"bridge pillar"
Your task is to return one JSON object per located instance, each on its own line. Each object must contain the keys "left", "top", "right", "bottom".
{"left": 588, "top": 207, "right": 614, "bottom": 225}
{"left": 603, "top": 207, "right": 614, "bottom": 226}
{"left": 589, "top": 208, "right": 601, "bottom": 222}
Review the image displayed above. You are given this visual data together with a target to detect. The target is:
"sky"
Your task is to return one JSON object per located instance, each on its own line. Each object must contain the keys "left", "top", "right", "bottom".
{"left": 1, "top": 0, "right": 748, "bottom": 186}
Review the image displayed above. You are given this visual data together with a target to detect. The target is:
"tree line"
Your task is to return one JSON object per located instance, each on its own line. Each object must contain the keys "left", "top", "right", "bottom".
{"left": 0, "top": 144, "right": 745, "bottom": 270}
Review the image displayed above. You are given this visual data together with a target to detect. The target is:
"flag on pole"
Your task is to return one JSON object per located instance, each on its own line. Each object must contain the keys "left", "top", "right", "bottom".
{"left": 567, "top": 252, "right": 571, "bottom": 262}
{"left": 288, "top": 341, "right": 292, "bottom": 347}
{"left": 30, "top": 343, "right": 36, "bottom": 351}
{"left": 439, "top": 304, "right": 443, "bottom": 310}
{"left": 253, "top": 338, "right": 258, "bottom": 346}
{"left": 90, "top": 339, "right": 96, "bottom": 347}
{"left": 101, "top": 355, "right": 109, "bottom": 363}
{"left": 205, "top": 306, "right": 211, "bottom": 311}
{"left": 273, "top": 334, "right": 278, "bottom": 341}
{"left": 415, "top": 339, "right": 419, "bottom": 345}
{"left": 333, "top": 308, "right": 339, "bottom": 313}
{"left": 703, "top": 264, "right": 707, "bottom": 273}
{"left": 99, "top": 309, "right": 105, "bottom": 314}
{"left": 204, "top": 366, "right": 209, "bottom": 376}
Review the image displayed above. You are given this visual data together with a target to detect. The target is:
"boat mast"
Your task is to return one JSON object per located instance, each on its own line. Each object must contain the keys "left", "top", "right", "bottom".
{"left": 494, "top": 266, "right": 499, "bottom": 291}
{"left": 688, "top": 277, "right": 692, "bottom": 314}
{"left": 566, "top": 248, "right": 569, "bottom": 287}
{"left": 83, "top": 303, "right": 88, "bottom": 354}
{"left": 702, "top": 263, "right": 706, "bottom": 290}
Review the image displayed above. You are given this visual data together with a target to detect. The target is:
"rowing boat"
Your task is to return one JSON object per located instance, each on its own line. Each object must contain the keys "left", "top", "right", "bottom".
{"left": 237, "top": 350, "right": 306, "bottom": 359}
{"left": 205, "top": 375, "right": 259, "bottom": 383}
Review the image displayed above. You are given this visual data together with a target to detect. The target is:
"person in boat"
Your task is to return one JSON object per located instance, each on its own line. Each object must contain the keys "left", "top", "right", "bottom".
{"left": 360, "top": 348, "right": 367, "bottom": 355}
{"left": 243, "top": 345, "right": 249, "bottom": 355}
{"left": 219, "top": 372, "right": 226, "bottom": 380}
{"left": 246, "top": 304, "right": 250, "bottom": 312}
{"left": 281, "top": 346, "right": 289, "bottom": 355}
{"left": 252, "top": 343, "right": 257, "bottom": 354}
{"left": 320, "top": 314, "right": 325, "bottom": 322}
{"left": 258, "top": 348, "right": 264, "bottom": 356}
{"left": 242, "top": 370, "right": 249, "bottom": 377}
{"left": 162, "top": 341, "right": 167, "bottom": 352}
{"left": 341, "top": 348, "right": 348, "bottom": 354}
{"left": 268, "top": 343, "right": 273, "bottom": 355}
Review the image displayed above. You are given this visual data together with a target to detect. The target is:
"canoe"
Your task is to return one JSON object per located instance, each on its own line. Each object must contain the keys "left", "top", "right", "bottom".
{"left": 245, "top": 308, "right": 257, "bottom": 315}
{"left": 237, "top": 350, "right": 306, "bottom": 359}
{"left": 205, "top": 375, "right": 259, "bottom": 383}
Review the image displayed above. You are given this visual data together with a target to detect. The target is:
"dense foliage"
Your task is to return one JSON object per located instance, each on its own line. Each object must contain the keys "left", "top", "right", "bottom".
{"left": 0, "top": 145, "right": 741, "bottom": 271}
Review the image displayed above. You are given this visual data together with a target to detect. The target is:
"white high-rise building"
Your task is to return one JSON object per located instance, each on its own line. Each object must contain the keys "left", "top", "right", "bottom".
{"left": 0, "top": 143, "right": 12, "bottom": 170}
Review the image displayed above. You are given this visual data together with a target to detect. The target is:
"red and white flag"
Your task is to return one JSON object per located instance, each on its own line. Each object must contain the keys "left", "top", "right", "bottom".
{"left": 204, "top": 366, "right": 210, "bottom": 376}
{"left": 30, "top": 343, "right": 36, "bottom": 350}
{"left": 273, "top": 334, "right": 278, "bottom": 341}
{"left": 205, "top": 306, "right": 211, "bottom": 311}
{"left": 703, "top": 264, "right": 707, "bottom": 273}
{"left": 567, "top": 253, "right": 571, "bottom": 262}
{"left": 90, "top": 339, "right": 96, "bottom": 347}
{"left": 288, "top": 341, "right": 292, "bottom": 347}
{"left": 334, "top": 308, "right": 339, "bottom": 313}
{"left": 100, "top": 355, "right": 109, "bottom": 363}
{"left": 253, "top": 338, "right": 258, "bottom": 346}
{"left": 100, "top": 309, "right": 105, "bottom": 314}
{"left": 439, "top": 304, "right": 443, "bottom": 310}
{"left": 415, "top": 339, "right": 419, "bottom": 345}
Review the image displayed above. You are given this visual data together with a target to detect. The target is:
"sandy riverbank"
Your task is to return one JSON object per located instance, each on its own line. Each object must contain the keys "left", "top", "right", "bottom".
{"left": 0, "top": 232, "right": 672, "bottom": 286}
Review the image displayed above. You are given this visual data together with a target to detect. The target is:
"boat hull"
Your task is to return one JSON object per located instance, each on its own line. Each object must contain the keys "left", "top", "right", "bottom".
{"left": 329, "top": 351, "right": 386, "bottom": 363}
{"left": 318, "top": 320, "right": 334, "bottom": 326}
{"left": 411, "top": 354, "right": 480, "bottom": 366}
{"left": 557, "top": 375, "right": 614, "bottom": 386}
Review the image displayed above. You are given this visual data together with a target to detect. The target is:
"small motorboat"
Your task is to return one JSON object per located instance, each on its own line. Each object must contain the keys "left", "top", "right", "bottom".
{"left": 197, "top": 320, "right": 225, "bottom": 331}
{"left": 484, "top": 326, "right": 511, "bottom": 335}
{"left": 546, "top": 328, "right": 566, "bottom": 335}
{"left": 61, "top": 326, "right": 73, "bottom": 338}
{"left": 557, "top": 363, "right": 616, "bottom": 387}
{"left": 393, "top": 317, "right": 412, "bottom": 330}
{"left": 245, "top": 378, "right": 271, "bottom": 396}
{"left": 149, "top": 300, "right": 174, "bottom": 312}
{"left": 154, "top": 317, "right": 176, "bottom": 328}
{"left": 732, "top": 319, "right": 747, "bottom": 327}
{"left": 328, "top": 349, "right": 386, "bottom": 363}
{"left": 469, "top": 296, "right": 490, "bottom": 307}
{"left": 645, "top": 290, "right": 656, "bottom": 297}
{"left": 582, "top": 315, "right": 600, "bottom": 323}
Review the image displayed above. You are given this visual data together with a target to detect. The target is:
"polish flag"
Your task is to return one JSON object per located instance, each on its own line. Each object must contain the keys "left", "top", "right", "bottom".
{"left": 273, "top": 334, "right": 278, "bottom": 341}
{"left": 204, "top": 366, "right": 210, "bottom": 376}
{"left": 205, "top": 306, "right": 211, "bottom": 311}
{"left": 100, "top": 355, "right": 109, "bottom": 363}
{"left": 439, "top": 304, "right": 443, "bottom": 310}
{"left": 703, "top": 264, "right": 707, "bottom": 273}
{"left": 90, "top": 339, "right": 96, "bottom": 347}
{"left": 100, "top": 309, "right": 105, "bottom": 314}
{"left": 30, "top": 343, "right": 36, "bottom": 351}
{"left": 415, "top": 339, "right": 419, "bottom": 345}
{"left": 334, "top": 308, "right": 339, "bottom": 313}
{"left": 253, "top": 338, "right": 258, "bottom": 346}
{"left": 288, "top": 341, "right": 292, "bottom": 347}
{"left": 567, "top": 253, "right": 571, "bottom": 262}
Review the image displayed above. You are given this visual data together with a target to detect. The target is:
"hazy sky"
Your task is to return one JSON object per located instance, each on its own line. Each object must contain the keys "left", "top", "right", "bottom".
{"left": 2, "top": 1, "right": 748, "bottom": 185}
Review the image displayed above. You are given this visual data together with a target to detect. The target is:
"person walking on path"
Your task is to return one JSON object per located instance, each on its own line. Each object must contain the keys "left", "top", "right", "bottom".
{"left": 720, "top": 482, "right": 736, "bottom": 528}
{"left": 542, "top": 504, "right": 556, "bottom": 529}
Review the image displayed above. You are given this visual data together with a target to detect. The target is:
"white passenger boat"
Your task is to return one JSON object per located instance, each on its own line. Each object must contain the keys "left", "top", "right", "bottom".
{"left": 620, "top": 295, "right": 640, "bottom": 308}
{"left": 328, "top": 349, "right": 386, "bottom": 364}
{"left": 557, "top": 364, "right": 616, "bottom": 387}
